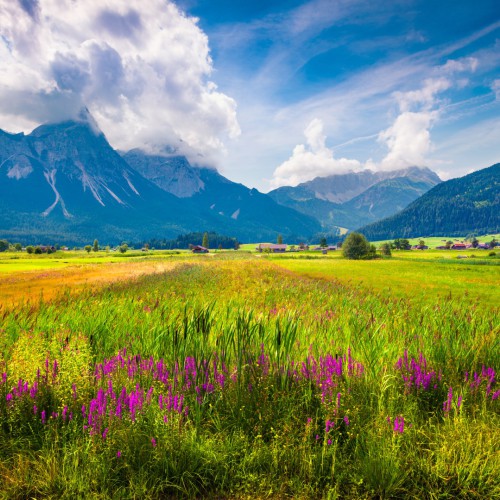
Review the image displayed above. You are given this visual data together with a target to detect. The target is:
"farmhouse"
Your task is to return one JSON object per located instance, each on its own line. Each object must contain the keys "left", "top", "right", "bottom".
{"left": 451, "top": 243, "right": 468, "bottom": 250}
{"left": 191, "top": 245, "right": 209, "bottom": 253}
{"left": 256, "top": 243, "right": 287, "bottom": 253}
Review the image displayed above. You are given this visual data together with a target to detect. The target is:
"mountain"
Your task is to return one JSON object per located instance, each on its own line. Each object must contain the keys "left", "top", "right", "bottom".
{"left": 358, "top": 163, "right": 500, "bottom": 240}
{"left": 0, "top": 114, "right": 320, "bottom": 244}
{"left": 268, "top": 167, "right": 441, "bottom": 231}
{"left": 122, "top": 150, "right": 321, "bottom": 241}
{"left": 0, "top": 112, "right": 214, "bottom": 244}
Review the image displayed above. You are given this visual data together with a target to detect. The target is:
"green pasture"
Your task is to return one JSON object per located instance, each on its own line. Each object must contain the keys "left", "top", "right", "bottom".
{"left": 372, "top": 233, "right": 500, "bottom": 247}
{"left": 0, "top": 253, "right": 498, "bottom": 498}
{"left": 0, "top": 249, "right": 191, "bottom": 273}
{"left": 268, "top": 251, "right": 500, "bottom": 307}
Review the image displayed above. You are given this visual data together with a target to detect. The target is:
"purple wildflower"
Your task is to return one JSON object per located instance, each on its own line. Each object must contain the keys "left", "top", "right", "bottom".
{"left": 393, "top": 416, "right": 404, "bottom": 433}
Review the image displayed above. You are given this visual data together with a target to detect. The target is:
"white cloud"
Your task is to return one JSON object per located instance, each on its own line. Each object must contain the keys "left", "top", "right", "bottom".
{"left": 378, "top": 110, "right": 437, "bottom": 169}
{"left": 378, "top": 78, "right": 450, "bottom": 169}
{"left": 271, "top": 62, "right": 481, "bottom": 186}
{"left": 270, "top": 118, "right": 362, "bottom": 188}
{"left": 0, "top": 0, "right": 240, "bottom": 164}
{"left": 441, "top": 57, "right": 478, "bottom": 74}
{"left": 492, "top": 79, "right": 500, "bottom": 100}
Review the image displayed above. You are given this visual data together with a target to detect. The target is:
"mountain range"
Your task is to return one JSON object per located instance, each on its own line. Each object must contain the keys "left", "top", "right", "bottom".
{"left": 268, "top": 167, "right": 441, "bottom": 231}
{"left": 0, "top": 112, "right": 319, "bottom": 245}
{"left": 358, "top": 163, "right": 500, "bottom": 240}
{"left": 0, "top": 111, "right": 497, "bottom": 245}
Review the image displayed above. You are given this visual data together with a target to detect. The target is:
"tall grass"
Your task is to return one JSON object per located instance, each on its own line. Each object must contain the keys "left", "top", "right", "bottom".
{"left": 0, "top": 257, "right": 498, "bottom": 498}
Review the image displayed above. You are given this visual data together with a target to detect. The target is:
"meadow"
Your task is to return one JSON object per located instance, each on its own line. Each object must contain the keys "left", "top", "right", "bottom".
{"left": 0, "top": 251, "right": 498, "bottom": 498}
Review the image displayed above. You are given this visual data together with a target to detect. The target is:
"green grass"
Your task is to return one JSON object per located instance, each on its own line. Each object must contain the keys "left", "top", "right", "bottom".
{"left": 269, "top": 251, "right": 500, "bottom": 306}
{"left": 0, "top": 254, "right": 498, "bottom": 498}
{"left": 0, "top": 249, "right": 192, "bottom": 273}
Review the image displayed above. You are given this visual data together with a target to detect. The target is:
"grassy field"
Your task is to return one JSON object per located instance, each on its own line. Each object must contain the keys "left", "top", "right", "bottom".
{"left": 0, "top": 252, "right": 498, "bottom": 498}
{"left": 268, "top": 251, "right": 500, "bottom": 307}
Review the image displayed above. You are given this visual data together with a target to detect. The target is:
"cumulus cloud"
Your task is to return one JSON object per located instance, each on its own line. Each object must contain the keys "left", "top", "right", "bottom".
{"left": 378, "top": 110, "right": 437, "bottom": 169}
{"left": 270, "top": 119, "right": 362, "bottom": 188}
{"left": 0, "top": 0, "right": 240, "bottom": 164}
{"left": 378, "top": 59, "right": 479, "bottom": 170}
{"left": 272, "top": 58, "right": 480, "bottom": 187}
{"left": 378, "top": 78, "right": 450, "bottom": 169}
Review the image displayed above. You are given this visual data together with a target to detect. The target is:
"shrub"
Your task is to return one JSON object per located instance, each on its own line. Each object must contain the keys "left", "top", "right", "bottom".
{"left": 380, "top": 243, "right": 392, "bottom": 257}
{"left": 342, "top": 232, "right": 371, "bottom": 260}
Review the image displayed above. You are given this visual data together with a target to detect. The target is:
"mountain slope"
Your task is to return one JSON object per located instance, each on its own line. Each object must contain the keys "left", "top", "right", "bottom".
{"left": 122, "top": 151, "right": 321, "bottom": 241}
{"left": 358, "top": 163, "right": 500, "bottom": 239}
{"left": 0, "top": 116, "right": 218, "bottom": 244}
{"left": 268, "top": 167, "right": 441, "bottom": 230}
{"left": 0, "top": 116, "right": 320, "bottom": 244}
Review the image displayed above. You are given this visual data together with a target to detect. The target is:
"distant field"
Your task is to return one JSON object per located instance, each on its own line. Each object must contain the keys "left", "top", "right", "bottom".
{"left": 269, "top": 252, "right": 500, "bottom": 307}
{"left": 0, "top": 250, "right": 193, "bottom": 306}
{"left": 372, "top": 233, "right": 500, "bottom": 247}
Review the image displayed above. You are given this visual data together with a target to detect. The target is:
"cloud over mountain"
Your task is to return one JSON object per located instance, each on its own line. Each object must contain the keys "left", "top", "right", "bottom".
{"left": 0, "top": 0, "right": 240, "bottom": 164}
{"left": 270, "top": 119, "right": 362, "bottom": 187}
{"left": 271, "top": 57, "right": 483, "bottom": 187}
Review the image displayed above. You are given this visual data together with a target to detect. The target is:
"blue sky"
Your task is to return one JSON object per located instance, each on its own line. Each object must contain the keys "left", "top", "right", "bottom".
{"left": 1, "top": 0, "right": 499, "bottom": 191}
{"left": 180, "top": 0, "right": 500, "bottom": 189}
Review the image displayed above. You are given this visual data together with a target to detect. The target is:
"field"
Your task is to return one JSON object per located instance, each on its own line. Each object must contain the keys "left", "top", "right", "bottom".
{"left": 0, "top": 251, "right": 498, "bottom": 498}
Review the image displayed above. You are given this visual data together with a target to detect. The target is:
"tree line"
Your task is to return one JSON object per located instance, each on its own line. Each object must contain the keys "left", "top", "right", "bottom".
{"left": 135, "top": 232, "right": 240, "bottom": 250}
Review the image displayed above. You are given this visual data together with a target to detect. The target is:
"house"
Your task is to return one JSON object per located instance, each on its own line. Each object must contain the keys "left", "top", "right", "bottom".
{"left": 451, "top": 243, "right": 467, "bottom": 250}
{"left": 256, "top": 243, "right": 287, "bottom": 253}
{"left": 192, "top": 245, "right": 209, "bottom": 253}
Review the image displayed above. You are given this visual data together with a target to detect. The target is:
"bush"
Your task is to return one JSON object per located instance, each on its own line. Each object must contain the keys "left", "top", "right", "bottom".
{"left": 342, "top": 232, "right": 372, "bottom": 260}
{"left": 34, "top": 246, "right": 42, "bottom": 254}
{"left": 380, "top": 243, "right": 392, "bottom": 257}
{"left": 26, "top": 245, "right": 34, "bottom": 254}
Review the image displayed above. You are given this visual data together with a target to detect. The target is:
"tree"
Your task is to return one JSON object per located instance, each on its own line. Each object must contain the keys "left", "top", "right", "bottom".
{"left": 418, "top": 239, "right": 425, "bottom": 247}
{"left": 84, "top": 245, "right": 92, "bottom": 253}
{"left": 26, "top": 245, "right": 34, "bottom": 254}
{"left": 119, "top": 243, "right": 128, "bottom": 253}
{"left": 14, "top": 243, "right": 22, "bottom": 251}
{"left": 34, "top": 246, "right": 42, "bottom": 254}
{"left": 445, "top": 240, "right": 453, "bottom": 249}
{"left": 234, "top": 241, "right": 240, "bottom": 250}
{"left": 393, "top": 238, "right": 411, "bottom": 250}
{"left": 471, "top": 237, "right": 479, "bottom": 248}
{"left": 319, "top": 237, "right": 327, "bottom": 248}
{"left": 93, "top": 239, "right": 99, "bottom": 252}
{"left": 342, "top": 232, "right": 372, "bottom": 260}
{"left": 0, "top": 240, "right": 9, "bottom": 252}
{"left": 489, "top": 238, "right": 497, "bottom": 249}
{"left": 277, "top": 234, "right": 283, "bottom": 245}
{"left": 380, "top": 242, "right": 392, "bottom": 257}
{"left": 202, "top": 232, "right": 209, "bottom": 249}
